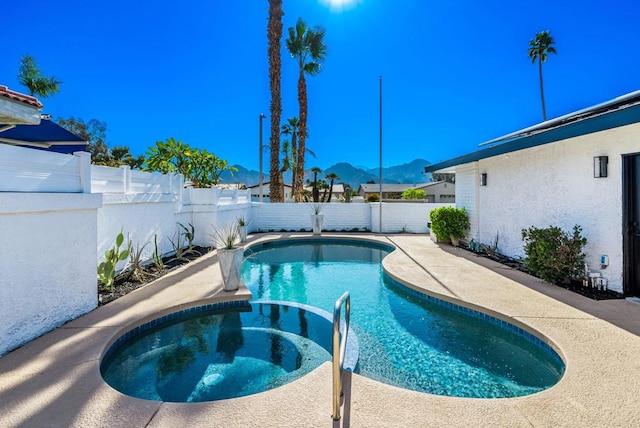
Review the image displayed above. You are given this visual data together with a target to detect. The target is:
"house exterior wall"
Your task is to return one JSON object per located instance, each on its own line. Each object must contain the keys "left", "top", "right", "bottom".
{"left": 0, "top": 193, "right": 101, "bottom": 356}
{"left": 418, "top": 182, "right": 456, "bottom": 202}
{"left": 457, "top": 122, "right": 640, "bottom": 293}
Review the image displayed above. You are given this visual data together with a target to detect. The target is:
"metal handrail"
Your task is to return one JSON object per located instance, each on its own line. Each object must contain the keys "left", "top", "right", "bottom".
{"left": 332, "top": 291, "right": 350, "bottom": 421}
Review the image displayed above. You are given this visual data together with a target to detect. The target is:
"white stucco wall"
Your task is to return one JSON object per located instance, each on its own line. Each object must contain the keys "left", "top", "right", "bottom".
{"left": 97, "top": 194, "right": 181, "bottom": 270}
{"left": 0, "top": 193, "right": 101, "bottom": 356}
{"left": 456, "top": 121, "right": 640, "bottom": 293}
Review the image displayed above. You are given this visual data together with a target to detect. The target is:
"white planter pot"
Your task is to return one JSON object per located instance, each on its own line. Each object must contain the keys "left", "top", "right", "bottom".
{"left": 218, "top": 247, "right": 244, "bottom": 291}
{"left": 311, "top": 214, "right": 324, "bottom": 235}
{"left": 238, "top": 225, "right": 247, "bottom": 243}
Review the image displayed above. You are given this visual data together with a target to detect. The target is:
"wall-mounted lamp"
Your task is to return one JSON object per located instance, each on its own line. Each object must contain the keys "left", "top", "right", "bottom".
{"left": 480, "top": 173, "right": 487, "bottom": 186}
{"left": 594, "top": 156, "right": 608, "bottom": 178}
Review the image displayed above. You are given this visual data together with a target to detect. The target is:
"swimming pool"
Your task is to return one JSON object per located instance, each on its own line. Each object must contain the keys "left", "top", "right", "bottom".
{"left": 242, "top": 238, "right": 565, "bottom": 398}
{"left": 100, "top": 301, "right": 339, "bottom": 402}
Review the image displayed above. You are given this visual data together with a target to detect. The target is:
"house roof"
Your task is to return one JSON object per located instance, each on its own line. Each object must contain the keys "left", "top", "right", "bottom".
{"left": 358, "top": 183, "right": 433, "bottom": 193}
{"left": 0, "top": 85, "right": 43, "bottom": 125}
{"left": 0, "top": 85, "right": 42, "bottom": 108}
{"left": 246, "top": 181, "right": 293, "bottom": 189}
{"left": 424, "top": 89, "right": 640, "bottom": 173}
{"left": 0, "top": 117, "right": 88, "bottom": 154}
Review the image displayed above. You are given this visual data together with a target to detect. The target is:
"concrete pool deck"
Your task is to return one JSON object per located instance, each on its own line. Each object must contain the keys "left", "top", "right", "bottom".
{"left": 1, "top": 233, "right": 640, "bottom": 427}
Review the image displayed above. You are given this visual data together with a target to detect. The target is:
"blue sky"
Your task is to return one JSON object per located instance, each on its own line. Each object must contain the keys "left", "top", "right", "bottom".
{"left": 2, "top": 0, "right": 639, "bottom": 170}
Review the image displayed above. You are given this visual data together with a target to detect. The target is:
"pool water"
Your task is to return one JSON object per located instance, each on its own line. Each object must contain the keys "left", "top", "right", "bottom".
{"left": 242, "top": 239, "right": 565, "bottom": 398}
{"left": 101, "top": 302, "right": 333, "bottom": 402}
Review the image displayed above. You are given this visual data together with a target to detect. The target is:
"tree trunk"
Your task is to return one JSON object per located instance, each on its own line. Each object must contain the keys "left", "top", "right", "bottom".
{"left": 268, "top": 0, "right": 283, "bottom": 202}
{"left": 539, "top": 59, "right": 547, "bottom": 121}
{"left": 295, "top": 69, "right": 308, "bottom": 202}
{"left": 290, "top": 132, "right": 298, "bottom": 199}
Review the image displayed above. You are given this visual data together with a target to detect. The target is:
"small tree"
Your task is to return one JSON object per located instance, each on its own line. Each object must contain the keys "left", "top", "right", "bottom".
{"left": 144, "top": 138, "right": 236, "bottom": 187}
{"left": 522, "top": 225, "right": 587, "bottom": 284}
{"left": 402, "top": 188, "right": 426, "bottom": 200}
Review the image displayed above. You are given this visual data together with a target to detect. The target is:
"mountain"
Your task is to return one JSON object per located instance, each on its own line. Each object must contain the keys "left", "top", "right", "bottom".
{"left": 366, "top": 159, "right": 430, "bottom": 185}
{"left": 219, "top": 159, "right": 431, "bottom": 189}
{"left": 325, "top": 158, "right": 430, "bottom": 189}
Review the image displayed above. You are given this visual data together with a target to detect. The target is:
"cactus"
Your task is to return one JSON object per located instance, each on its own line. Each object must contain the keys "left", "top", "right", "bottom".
{"left": 98, "top": 229, "right": 131, "bottom": 290}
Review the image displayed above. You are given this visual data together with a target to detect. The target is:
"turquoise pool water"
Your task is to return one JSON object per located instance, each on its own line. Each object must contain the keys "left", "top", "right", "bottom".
{"left": 242, "top": 239, "right": 565, "bottom": 398}
{"left": 101, "top": 302, "right": 334, "bottom": 402}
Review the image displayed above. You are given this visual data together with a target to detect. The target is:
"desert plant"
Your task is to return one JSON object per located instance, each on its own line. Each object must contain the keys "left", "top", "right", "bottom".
{"left": 127, "top": 241, "right": 150, "bottom": 283}
{"left": 97, "top": 229, "right": 131, "bottom": 290}
{"left": 429, "top": 206, "right": 470, "bottom": 241}
{"left": 152, "top": 234, "right": 165, "bottom": 270}
{"left": 237, "top": 216, "right": 247, "bottom": 227}
{"left": 522, "top": 225, "right": 587, "bottom": 284}
{"left": 211, "top": 223, "right": 240, "bottom": 249}
{"left": 169, "top": 223, "right": 200, "bottom": 262}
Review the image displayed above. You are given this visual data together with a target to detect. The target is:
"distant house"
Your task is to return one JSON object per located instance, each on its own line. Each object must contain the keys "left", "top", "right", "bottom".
{"left": 247, "top": 181, "right": 293, "bottom": 202}
{"left": 0, "top": 85, "right": 42, "bottom": 125}
{"left": 357, "top": 182, "right": 455, "bottom": 202}
{"left": 304, "top": 183, "right": 345, "bottom": 201}
{"left": 0, "top": 115, "right": 87, "bottom": 154}
{"left": 424, "top": 89, "right": 640, "bottom": 297}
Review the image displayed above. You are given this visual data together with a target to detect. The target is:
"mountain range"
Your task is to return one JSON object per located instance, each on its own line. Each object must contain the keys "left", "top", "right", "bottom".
{"left": 219, "top": 158, "right": 431, "bottom": 189}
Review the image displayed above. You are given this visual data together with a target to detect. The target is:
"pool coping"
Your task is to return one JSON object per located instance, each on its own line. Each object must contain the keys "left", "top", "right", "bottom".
{"left": 1, "top": 232, "right": 640, "bottom": 427}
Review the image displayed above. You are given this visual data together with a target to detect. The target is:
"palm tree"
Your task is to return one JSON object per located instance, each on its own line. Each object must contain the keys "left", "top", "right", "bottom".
{"left": 268, "top": 0, "right": 284, "bottom": 202}
{"left": 281, "top": 117, "right": 300, "bottom": 197}
{"left": 279, "top": 139, "right": 293, "bottom": 200}
{"left": 324, "top": 172, "right": 340, "bottom": 202}
{"left": 285, "top": 18, "right": 327, "bottom": 202}
{"left": 310, "top": 166, "right": 323, "bottom": 202}
{"left": 527, "top": 30, "right": 557, "bottom": 121}
{"left": 17, "top": 54, "right": 62, "bottom": 98}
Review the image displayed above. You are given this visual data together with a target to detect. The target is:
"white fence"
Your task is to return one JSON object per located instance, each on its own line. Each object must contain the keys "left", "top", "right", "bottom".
{"left": 0, "top": 144, "right": 451, "bottom": 357}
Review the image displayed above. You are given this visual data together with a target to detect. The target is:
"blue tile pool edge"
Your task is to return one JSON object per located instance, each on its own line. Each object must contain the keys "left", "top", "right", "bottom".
{"left": 100, "top": 299, "right": 359, "bottom": 373}
{"left": 383, "top": 272, "right": 566, "bottom": 368}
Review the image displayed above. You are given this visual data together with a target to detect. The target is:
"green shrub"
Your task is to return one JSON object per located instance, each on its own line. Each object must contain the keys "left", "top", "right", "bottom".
{"left": 366, "top": 193, "right": 380, "bottom": 202}
{"left": 429, "top": 206, "right": 470, "bottom": 241}
{"left": 521, "top": 225, "right": 587, "bottom": 284}
{"left": 401, "top": 188, "right": 426, "bottom": 200}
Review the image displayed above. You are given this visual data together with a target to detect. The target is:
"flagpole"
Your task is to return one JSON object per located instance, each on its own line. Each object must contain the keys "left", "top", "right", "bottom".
{"left": 379, "top": 75, "right": 383, "bottom": 233}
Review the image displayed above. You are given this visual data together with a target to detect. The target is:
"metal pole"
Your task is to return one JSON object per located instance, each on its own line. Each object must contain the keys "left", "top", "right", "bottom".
{"left": 259, "top": 113, "right": 266, "bottom": 202}
{"left": 379, "top": 75, "right": 383, "bottom": 233}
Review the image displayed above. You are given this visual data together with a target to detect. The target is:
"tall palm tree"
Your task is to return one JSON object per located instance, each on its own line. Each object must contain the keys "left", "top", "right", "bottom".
{"left": 286, "top": 18, "right": 327, "bottom": 202}
{"left": 324, "top": 172, "right": 340, "bottom": 202}
{"left": 17, "top": 54, "right": 62, "bottom": 98}
{"left": 527, "top": 30, "right": 557, "bottom": 121}
{"left": 281, "top": 117, "right": 300, "bottom": 197}
{"left": 268, "top": 0, "right": 284, "bottom": 202}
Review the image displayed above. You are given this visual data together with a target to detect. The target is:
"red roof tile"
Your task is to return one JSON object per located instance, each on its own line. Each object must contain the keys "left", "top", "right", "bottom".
{"left": 0, "top": 85, "right": 43, "bottom": 108}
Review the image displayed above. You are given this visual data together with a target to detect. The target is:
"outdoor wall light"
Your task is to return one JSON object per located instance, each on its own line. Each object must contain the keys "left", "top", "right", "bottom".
{"left": 594, "top": 156, "right": 608, "bottom": 178}
{"left": 480, "top": 173, "right": 487, "bottom": 186}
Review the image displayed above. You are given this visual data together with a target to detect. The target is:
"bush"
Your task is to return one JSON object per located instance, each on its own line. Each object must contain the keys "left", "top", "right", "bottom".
{"left": 401, "top": 188, "right": 426, "bottom": 200}
{"left": 429, "top": 206, "right": 470, "bottom": 241}
{"left": 521, "top": 225, "right": 587, "bottom": 285}
{"left": 367, "top": 193, "right": 380, "bottom": 202}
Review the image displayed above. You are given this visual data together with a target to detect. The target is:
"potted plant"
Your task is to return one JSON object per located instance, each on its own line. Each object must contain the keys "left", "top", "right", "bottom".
{"left": 237, "top": 216, "right": 248, "bottom": 243}
{"left": 211, "top": 224, "right": 244, "bottom": 291}
{"left": 429, "top": 206, "right": 470, "bottom": 246}
{"left": 310, "top": 203, "right": 324, "bottom": 235}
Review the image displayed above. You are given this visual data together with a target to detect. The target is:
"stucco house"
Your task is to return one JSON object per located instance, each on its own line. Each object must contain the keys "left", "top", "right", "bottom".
{"left": 358, "top": 182, "right": 455, "bottom": 202}
{"left": 424, "top": 90, "right": 640, "bottom": 297}
{"left": 247, "top": 181, "right": 293, "bottom": 202}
